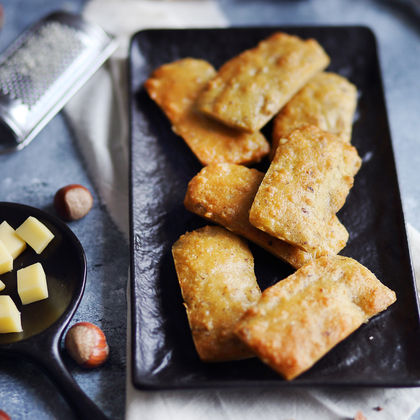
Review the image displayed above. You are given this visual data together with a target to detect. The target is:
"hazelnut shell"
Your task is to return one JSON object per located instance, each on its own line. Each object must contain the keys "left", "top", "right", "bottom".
{"left": 0, "top": 410, "right": 11, "bottom": 420}
{"left": 65, "top": 322, "right": 109, "bottom": 368}
{"left": 54, "top": 184, "right": 93, "bottom": 221}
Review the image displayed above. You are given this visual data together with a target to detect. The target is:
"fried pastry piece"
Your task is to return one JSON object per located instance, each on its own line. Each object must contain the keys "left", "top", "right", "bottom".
{"left": 197, "top": 32, "right": 330, "bottom": 132}
{"left": 184, "top": 163, "right": 312, "bottom": 269}
{"left": 235, "top": 255, "right": 396, "bottom": 380}
{"left": 271, "top": 72, "right": 357, "bottom": 158}
{"left": 249, "top": 125, "right": 361, "bottom": 257}
{"left": 172, "top": 226, "right": 261, "bottom": 362}
{"left": 144, "top": 58, "right": 269, "bottom": 165}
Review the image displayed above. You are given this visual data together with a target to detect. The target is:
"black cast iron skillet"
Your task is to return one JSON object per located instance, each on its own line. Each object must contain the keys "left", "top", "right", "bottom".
{"left": 0, "top": 202, "right": 107, "bottom": 420}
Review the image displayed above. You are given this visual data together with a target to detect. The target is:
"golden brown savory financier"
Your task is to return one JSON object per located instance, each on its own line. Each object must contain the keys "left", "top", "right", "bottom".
{"left": 197, "top": 32, "right": 330, "bottom": 132}
{"left": 172, "top": 225, "right": 261, "bottom": 362}
{"left": 184, "top": 163, "right": 312, "bottom": 269}
{"left": 249, "top": 125, "right": 362, "bottom": 257}
{"left": 271, "top": 72, "right": 357, "bottom": 158}
{"left": 235, "top": 255, "right": 397, "bottom": 380}
{"left": 144, "top": 58, "right": 270, "bottom": 166}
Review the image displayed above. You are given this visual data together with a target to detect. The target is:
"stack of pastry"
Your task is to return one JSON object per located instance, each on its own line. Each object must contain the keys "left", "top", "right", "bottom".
{"left": 145, "top": 32, "right": 396, "bottom": 380}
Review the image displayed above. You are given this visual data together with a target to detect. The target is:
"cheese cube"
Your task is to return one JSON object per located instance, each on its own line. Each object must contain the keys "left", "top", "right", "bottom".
{"left": 16, "top": 216, "right": 54, "bottom": 254}
{"left": 0, "top": 240, "right": 13, "bottom": 275}
{"left": 0, "top": 221, "right": 27, "bottom": 259}
{"left": 17, "top": 262, "right": 49, "bottom": 305}
{"left": 0, "top": 295, "right": 22, "bottom": 333}
{"left": 0, "top": 280, "right": 5, "bottom": 292}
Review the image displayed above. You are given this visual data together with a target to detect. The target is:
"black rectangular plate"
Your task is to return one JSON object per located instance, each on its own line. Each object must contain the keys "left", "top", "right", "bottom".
{"left": 129, "top": 27, "right": 420, "bottom": 390}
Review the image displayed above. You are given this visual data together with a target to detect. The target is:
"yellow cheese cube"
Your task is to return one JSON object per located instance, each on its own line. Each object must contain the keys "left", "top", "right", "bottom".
{"left": 17, "top": 262, "right": 49, "bottom": 305}
{"left": 0, "top": 221, "right": 27, "bottom": 259}
{"left": 0, "top": 295, "right": 22, "bottom": 333}
{"left": 0, "top": 280, "right": 5, "bottom": 292}
{"left": 16, "top": 216, "right": 54, "bottom": 254}
{"left": 0, "top": 240, "right": 13, "bottom": 275}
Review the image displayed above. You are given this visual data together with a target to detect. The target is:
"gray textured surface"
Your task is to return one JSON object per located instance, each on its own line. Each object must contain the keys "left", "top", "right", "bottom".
{"left": 0, "top": 0, "right": 419, "bottom": 419}
{"left": 0, "top": 1, "right": 126, "bottom": 419}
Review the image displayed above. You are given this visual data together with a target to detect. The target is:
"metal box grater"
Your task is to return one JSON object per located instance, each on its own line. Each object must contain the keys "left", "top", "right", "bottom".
{"left": 0, "top": 11, "right": 117, "bottom": 153}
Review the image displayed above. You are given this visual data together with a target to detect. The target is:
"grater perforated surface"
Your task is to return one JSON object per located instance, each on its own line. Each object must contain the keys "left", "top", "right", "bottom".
{"left": 0, "top": 11, "right": 117, "bottom": 152}
{"left": 0, "top": 22, "right": 83, "bottom": 108}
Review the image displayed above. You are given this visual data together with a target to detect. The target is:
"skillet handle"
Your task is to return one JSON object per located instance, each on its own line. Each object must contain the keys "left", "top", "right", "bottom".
{"left": 19, "top": 332, "right": 109, "bottom": 420}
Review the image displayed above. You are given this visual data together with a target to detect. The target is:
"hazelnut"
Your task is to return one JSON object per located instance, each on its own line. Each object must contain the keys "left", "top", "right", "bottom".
{"left": 0, "top": 410, "right": 11, "bottom": 420}
{"left": 65, "top": 322, "right": 109, "bottom": 368}
{"left": 54, "top": 184, "right": 93, "bottom": 221}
